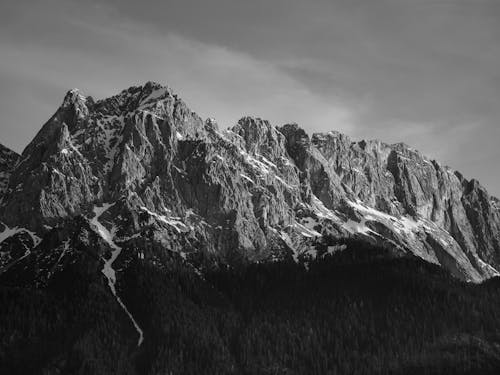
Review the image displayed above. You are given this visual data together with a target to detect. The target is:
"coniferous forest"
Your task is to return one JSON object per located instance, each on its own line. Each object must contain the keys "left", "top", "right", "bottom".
{"left": 2, "top": 241, "right": 500, "bottom": 375}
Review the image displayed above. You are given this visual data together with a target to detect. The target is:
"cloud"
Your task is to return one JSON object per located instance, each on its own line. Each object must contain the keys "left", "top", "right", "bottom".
{"left": 0, "top": 0, "right": 354, "bottom": 152}
{"left": 0, "top": 0, "right": 499, "bottom": 196}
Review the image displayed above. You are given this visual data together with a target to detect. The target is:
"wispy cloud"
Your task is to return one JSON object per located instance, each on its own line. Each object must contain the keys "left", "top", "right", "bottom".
{"left": 0, "top": 0, "right": 354, "bottom": 151}
{"left": 0, "top": 0, "right": 499, "bottom": 196}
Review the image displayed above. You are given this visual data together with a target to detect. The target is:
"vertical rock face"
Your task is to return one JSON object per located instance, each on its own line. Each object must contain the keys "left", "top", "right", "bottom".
{"left": 460, "top": 179, "right": 500, "bottom": 265}
{"left": 0, "top": 82, "right": 499, "bottom": 283}
{"left": 278, "top": 124, "right": 347, "bottom": 208}
{"left": 306, "top": 130, "right": 500, "bottom": 280}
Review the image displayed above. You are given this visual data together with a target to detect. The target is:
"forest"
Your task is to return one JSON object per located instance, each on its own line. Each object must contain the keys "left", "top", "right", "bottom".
{"left": 1, "top": 240, "right": 500, "bottom": 374}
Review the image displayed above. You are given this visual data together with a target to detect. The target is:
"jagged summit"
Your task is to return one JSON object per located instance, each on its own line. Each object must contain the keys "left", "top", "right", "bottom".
{"left": 63, "top": 87, "right": 88, "bottom": 102}
{"left": 91, "top": 81, "right": 173, "bottom": 115}
{"left": 57, "top": 82, "right": 178, "bottom": 121}
{"left": 0, "top": 82, "right": 499, "bottom": 285}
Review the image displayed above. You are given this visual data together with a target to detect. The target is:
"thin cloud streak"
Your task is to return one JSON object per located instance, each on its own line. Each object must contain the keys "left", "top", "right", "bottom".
{"left": 0, "top": 2, "right": 354, "bottom": 152}
{"left": 0, "top": 0, "right": 499, "bottom": 196}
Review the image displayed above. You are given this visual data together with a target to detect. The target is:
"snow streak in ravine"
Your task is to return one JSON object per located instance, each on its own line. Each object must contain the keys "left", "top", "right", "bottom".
{"left": 91, "top": 203, "right": 144, "bottom": 347}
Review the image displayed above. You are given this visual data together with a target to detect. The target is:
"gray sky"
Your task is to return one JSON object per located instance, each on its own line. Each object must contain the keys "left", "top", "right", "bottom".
{"left": 1, "top": 0, "right": 499, "bottom": 196}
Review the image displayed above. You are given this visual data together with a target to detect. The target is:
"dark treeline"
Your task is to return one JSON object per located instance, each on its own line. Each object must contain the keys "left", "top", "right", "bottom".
{"left": 2, "top": 240, "right": 500, "bottom": 374}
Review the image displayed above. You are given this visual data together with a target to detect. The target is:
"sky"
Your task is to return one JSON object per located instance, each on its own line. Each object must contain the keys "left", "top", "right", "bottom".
{"left": 0, "top": 0, "right": 499, "bottom": 196}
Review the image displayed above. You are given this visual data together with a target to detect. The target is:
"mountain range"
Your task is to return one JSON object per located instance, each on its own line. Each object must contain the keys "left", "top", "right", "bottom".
{"left": 1, "top": 81, "right": 500, "bottom": 374}
{"left": 1, "top": 81, "right": 499, "bottom": 282}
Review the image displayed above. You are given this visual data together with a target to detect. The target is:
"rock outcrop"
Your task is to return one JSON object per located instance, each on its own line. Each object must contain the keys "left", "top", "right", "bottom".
{"left": 0, "top": 143, "right": 20, "bottom": 197}
{"left": 0, "top": 82, "right": 499, "bottom": 283}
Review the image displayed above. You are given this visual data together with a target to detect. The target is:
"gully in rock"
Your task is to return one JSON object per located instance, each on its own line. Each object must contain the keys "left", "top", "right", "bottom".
{"left": 91, "top": 203, "right": 144, "bottom": 347}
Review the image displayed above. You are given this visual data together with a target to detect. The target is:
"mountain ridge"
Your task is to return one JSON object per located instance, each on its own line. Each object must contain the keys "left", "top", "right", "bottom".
{"left": 0, "top": 81, "right": 499, "bottom": 284}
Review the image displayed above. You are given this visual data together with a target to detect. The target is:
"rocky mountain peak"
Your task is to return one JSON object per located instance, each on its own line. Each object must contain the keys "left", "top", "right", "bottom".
{"left": 59, "top": 88, "right": 94, "bottom": 125}
{"left": 232, "top": 116, "right": 288, "bottom": 159}
{"left": 92, "top": 81, "right": 173, "bottom": 116}
{"left": 278, "top": 123, "right": 310, "bottom": 146}
{"left": 62, "top": 88, "right": 91, "bottom": 106}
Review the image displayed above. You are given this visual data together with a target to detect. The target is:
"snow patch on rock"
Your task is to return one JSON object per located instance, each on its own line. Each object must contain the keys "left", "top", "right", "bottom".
{"left": 0, "top": 225, "right": 41, "bottom": 246}
{"left": 140, "top": 206, "right": 189, "bottom": 233}
{"left": 91, "top": 203, "right": 144, "bottom": 347}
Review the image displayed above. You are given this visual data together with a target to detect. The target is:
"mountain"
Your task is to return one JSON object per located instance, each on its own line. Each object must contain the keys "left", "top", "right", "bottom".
{"left": 1, "top": 82, "right": 500, "bottom": 374}
{"left": 1, "top": 81, "right": 499, "bottom": 282}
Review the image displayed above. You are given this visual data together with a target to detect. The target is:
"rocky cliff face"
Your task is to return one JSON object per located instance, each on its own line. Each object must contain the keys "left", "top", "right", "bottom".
{"left": 0, "top": 82, "right": 499, "bottom": 284}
